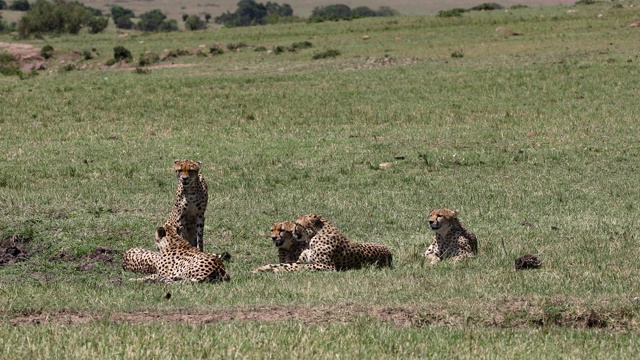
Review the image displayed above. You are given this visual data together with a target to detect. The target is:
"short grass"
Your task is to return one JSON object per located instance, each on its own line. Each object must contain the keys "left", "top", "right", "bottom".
{"left": 1, "top": 1, "right": 640, "bottom": 357}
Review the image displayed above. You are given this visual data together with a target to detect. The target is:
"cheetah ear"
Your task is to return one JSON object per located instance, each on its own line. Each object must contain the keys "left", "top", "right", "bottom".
{"left": 452, "top": 210, "right": 459, "bottom": 218}
{"left": 156, "top": 227, "right": 167, "bottom": 238}
{"left": 174, "top": 159, "right": 180, "bottom": 165}
{"left": 196, "top": 161, "right": 202, "bottom": 167}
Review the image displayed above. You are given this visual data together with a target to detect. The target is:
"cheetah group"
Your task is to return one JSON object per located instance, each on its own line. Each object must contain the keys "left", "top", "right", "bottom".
{"left": 122, "top": 160, "right": 478, "bottom": 283}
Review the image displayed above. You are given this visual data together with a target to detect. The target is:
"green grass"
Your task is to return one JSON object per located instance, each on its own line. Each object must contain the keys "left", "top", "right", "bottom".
{"left": 1, "top": 1, "right": 640, "bottom": 357}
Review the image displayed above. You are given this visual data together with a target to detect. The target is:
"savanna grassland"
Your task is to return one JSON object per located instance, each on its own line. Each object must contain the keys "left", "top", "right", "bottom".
{"left": 1, "top": 1, "right": 640, "bottom": 358}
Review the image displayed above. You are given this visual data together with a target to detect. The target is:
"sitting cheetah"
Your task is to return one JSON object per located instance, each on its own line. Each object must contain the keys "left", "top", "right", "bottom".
{"left": 124, "top": 224, "right": 230, "bottom": 283}
{"left": 250, "top": 221, "right": 310, "bottom": 273}
{"left": 423, "top": 208, "right": 478, "bottom": 264}
{"left": 252, "top": 214, "right": 392, "bottom": 273}
{"left": 166, "top": 159, "right": 208, "bottom": 251}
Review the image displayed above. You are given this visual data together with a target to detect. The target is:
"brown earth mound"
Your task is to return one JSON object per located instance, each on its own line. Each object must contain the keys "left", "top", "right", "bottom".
{"left": 0, "top": 235, "right": 31, "bottom": 266}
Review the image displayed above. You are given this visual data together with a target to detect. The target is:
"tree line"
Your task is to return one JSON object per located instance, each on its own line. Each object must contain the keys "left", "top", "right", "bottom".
{"left": 0, "top": 0, "right": 399, "bottom": 36}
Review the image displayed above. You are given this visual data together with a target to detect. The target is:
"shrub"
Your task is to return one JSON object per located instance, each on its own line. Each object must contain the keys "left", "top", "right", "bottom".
{"left": 87, "top": 16, "right": 108, "bottom": 34}
{"left": 137, "top": 9, "right": 178, "bottom": 32}
{"left": 272, "top": 45, "right": 285, "bottom": 54}
{"left": 351, "top": 6, "right": 377, "bottom": 18}
{"left": 113, "top": 15, "right": 133, "bottom": 30}
{"left": 111, "top": 5, "right": 134, "bottom": 29}
{"left": 226, "top": 42, "right": 247, "bottom": 51}
{"left": 81, "top": 49, "right": 93, "bottom": 60}
{"left": 469, "top": 3, "right": 503, "bottom": 11}
{"left": 376, "top": 6, "right": 399, "bottom": 17}
{"left": 185, "top": 15, "right": 206, "bottom": 30}
{"left": 210, "top": 45, "right": 224, "bottom": 55}
{"left": 0, "top": 0, "right": 7, "bottom": 10}
{"left": 138, "top": 51, "right": 159, "bottom": 66}
{"left": 310, "top": 4, "right": 352, "bottom": 21}
{"left": 451, "top": 49, "right": 464, "bottom": 58}
{"left": 312, "top": 49, "right": 340, "bottom": 59}
{"left": 254, "top": 46, "right": 266, "bottom": 52}
{"left": 133, "top": 67, "right": 150, "bottom": 74}
{"left": 17, "top": 0, "right": 108, "bottom": 36}
{"left": 437, "top": 8, "right": 467, "bottom": 18}
{"left": 60, "top": 63, "right": 75, "bottom": 72}
{"left": 40, "top": 44, "right": 54, "bottom": 59}
{"left": 216, "top": 0, "right": 293, "bottom": 27}
{"left": 182, "top": 14, "right": 188, "bottom": 22}
{"left": 10, "top": 0, "right": 30, "bottom": 11}
{"left": 290, "top": 41, "right": 312, "bottom": 50}
{"left": 113, "top": 46, "right": 132, "bottom": 62}
{"left": 575, "top": 0, "right": 596, "bottom": 5}
{"left": 510, "top": 4, "right": 529, "bottom": 9}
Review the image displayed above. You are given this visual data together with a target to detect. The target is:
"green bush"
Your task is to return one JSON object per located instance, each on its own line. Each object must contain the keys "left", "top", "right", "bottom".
{"left": 185, "top": 15, "right": 206, "bottom": 30}
{"left": 312, "top": 49, "right": 340, "bottom": 59}
{"left": 0, "top": 0, "right": 7, "bottom": 10}
{"left": 210, "top": 46, "right": 224, "bottom": 55}
{"left": 575, "top": 0, "right": 596, "bottom": 5}
{"left": 437, "top": 8, "right": 467, "bottom": 18}
{"left": 113, "top": 46, "right": 132, "bottom": 62}
{"left": 10, "top": 0, "right": 30, "bottom": 11}
{"left": 469, "top": 3, "right": 503, "bottom": 11}
{"left": 17, "top": 0, "right": 108, "bottom": 36}
{"left": 510, "top": 4, "right": 529, "bottom": 9}
{"left": 138, "top": 51, "right": 159, "bottom": 66}
{"left": 137, "top": 9, "right": 178, "bottom": 32}
{"left": 226, "top": 42, "right": 247, "bottom": 51}
{"left": 87, "top": 16, "right": 108, "bottom": 34}
{"left": 40, "top": 44, "right": 54, "bottom": 59}
{"left": 215, "top": 0, "right": 293, "bottom": 27}
{"left": 111, "top": 5, "right": 134, "bottom": 29}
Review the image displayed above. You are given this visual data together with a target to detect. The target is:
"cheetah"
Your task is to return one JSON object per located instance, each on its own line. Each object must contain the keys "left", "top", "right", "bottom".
{"left": 423, "top": 208, "right": 478, "bottom": 264}
{"left": 252, "top": 214, "right": 392, "bottom": 273}
{"left": 123, "top": 224, "right": 230, "bottom": 283}
{"left": 166, "top": 159, "right": 208, "bottom": 251}
{"left": 250, "top": 221, "right": 310, "bottom": 273}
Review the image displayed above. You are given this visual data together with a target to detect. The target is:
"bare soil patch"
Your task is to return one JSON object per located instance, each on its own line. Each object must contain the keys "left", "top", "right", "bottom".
{"left": 0, "top": 235, "right": 31, "bottom": 266}
{"left": 9, "top": 302, "right": 639, "bottom": 331}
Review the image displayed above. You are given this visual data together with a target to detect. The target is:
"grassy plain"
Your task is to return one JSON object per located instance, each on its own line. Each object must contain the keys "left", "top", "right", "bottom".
{"left": 1, "top": 1, "right": 640, "bottom": 358}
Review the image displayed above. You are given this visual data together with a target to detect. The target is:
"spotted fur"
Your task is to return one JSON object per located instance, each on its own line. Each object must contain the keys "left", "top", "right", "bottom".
{"left": 423, "top": 208, "right": 478, "bottom": 264}
{"left": 253, "top": 214, "right": 393, "bottom": 273}
{"left": 166, "top": 159, "right": 208, "bottom": 251}
{"left": 124, "top": 224, "right": 230, "bottom": 283}
{"left": 250, "top": 221, "right": 310, "bottom": 273}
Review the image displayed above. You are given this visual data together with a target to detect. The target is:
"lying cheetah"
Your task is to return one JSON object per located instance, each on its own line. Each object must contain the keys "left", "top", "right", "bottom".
{"left": 123, "top": 224, "right": 230, "bottom": 283}
{"left": 252, "top": 214, "right": 392, "bottom": 273}
{"left": 250, "top": 221, "right": 310, "bottom": 273}
{"left": 423, "top": 208, "right": 478, "bottom": 264}
{"left": 166, "top": 159, "right": 208, "bottom": 251}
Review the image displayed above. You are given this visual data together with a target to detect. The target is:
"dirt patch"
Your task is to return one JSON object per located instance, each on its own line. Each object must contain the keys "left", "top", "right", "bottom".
{"left": 0, "top": 235, "right": 31, "bottom": 266}
{"left": 345, "top": 55, "right": 418, "bottom": 71}
{"left": 9, "top": 303, "right": 638, "bottom": 331}
{"left": 76, "top": 247, "right": 120, "bottom": 271}
{"left": 0, "top": 42, "right": 41, "bottom": 59}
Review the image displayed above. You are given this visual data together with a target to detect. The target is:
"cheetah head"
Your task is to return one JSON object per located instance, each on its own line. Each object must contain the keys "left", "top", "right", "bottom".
{"left": 294, "top": 213, "right": 325, "bottom": 238}
{"left": 269, "top": 221, "right": 309, "bottom": 249}
{"left": 174, "top": 159, "right": 202, "bottom": 186}
{"left": 154, "top": 224, "right": 182, "bottom": 251}
{"left": 428, "top": 208, "right": 459, "bottom": 235}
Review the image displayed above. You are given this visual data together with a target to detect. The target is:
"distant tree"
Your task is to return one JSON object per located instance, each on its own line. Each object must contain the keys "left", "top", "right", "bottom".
{"left": 17, "top": 0, "right": 107, "bottom": 36}
{"left": 185, "top": 14, "right": 206, "bottom": 30}
{"left": 85, "top": 6, "right": 102, "bottom": 16}
{"left": 469, "top": 3, "right": 503, "bottom": 11}
{"left": 351, "top": 6, "right": 377, "bottom": 18}
{"left": 376, "top": 6, "right": 399, "bottom": 17}
{"left": 0, "top": 0, "right": 7, "bottom": 10}
{"left": 113, "top": 15, "right": 133, "bottom": 29}
{"left": 10, "top": 0, "right": 30, "bottom": 11}
{"left": 87, "top": 15, "right": 108, "bottom": 33}
{"left": 216, "top": 0, "right": 293, "bottom": 27}
{"left": 137, "top": 9, "right": 177, "bottom": 32}
{"left": 204, "top": 13, "right": 211, "bottom": 23}
{"left": 111, "top": 5, "right": 134, "bottom": 29}
{"left": 310, "top": 4, "right": 352, "bottom": 21}
{"left": 182, "top": 13, "right": 188, "bottom": 22}
{"left": 111, "top": 5, "right": 134, "bottom": 19}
